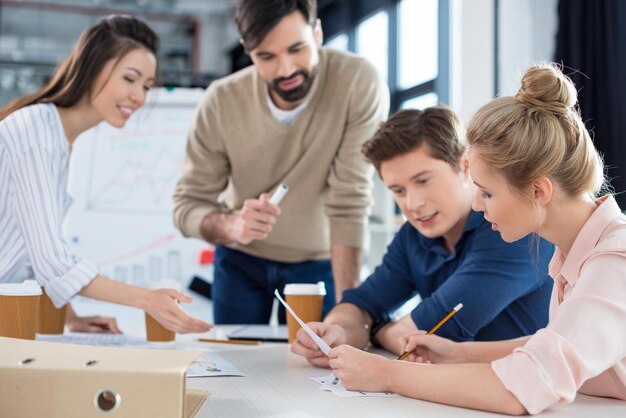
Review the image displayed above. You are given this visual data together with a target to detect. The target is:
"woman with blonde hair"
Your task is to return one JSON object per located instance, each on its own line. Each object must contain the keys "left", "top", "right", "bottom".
{"left": 0, "top": 15, "right": 212, "bottom": 334}
{"left": 326, "top": 64, "right": 625, "bottom": 415}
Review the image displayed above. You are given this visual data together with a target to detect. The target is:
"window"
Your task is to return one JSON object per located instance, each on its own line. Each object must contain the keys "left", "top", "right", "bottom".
{"left": 400, "top": 92, "right": 439, "bottom": 110}
{"left": 325, "top": 33, "right": 349, "bottom": 51}
{"left": 356, "top": 11, "right": 389, "bottom": 82}
{"left": 319, "top": 0, "right": 447, "bottom": 112}
{"left": 398, "top": 0, "right": 438, "bottom": 89}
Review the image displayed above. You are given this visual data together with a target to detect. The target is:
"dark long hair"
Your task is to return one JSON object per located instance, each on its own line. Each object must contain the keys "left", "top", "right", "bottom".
{"left": 0, "top": 14, "right": 159, "bottom": 121}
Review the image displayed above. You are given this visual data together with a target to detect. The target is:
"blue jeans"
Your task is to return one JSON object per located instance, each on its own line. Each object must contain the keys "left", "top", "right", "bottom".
{"left": 212, "top": 246, "right": 336, "bottom": 324}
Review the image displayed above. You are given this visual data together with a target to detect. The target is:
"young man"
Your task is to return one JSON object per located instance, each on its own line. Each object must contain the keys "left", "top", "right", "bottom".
{"left": 291, "top": 107, "right": 554, "bottom": 367}
{"left": 173, "top": 0, "right": 389, "bottom": 323}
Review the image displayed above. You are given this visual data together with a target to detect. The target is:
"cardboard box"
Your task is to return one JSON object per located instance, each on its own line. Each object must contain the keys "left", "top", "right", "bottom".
{"left": 0, "top": 337, "right": 207, "bottom": 418}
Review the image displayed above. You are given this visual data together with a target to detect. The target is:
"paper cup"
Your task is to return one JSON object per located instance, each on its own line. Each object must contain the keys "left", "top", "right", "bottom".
{"left": 284, "top": 282, "right": 326, "bottom": 343}
{"left": 145, "top": 279, "right": 180, "bottom": 343}
{"left": 37, "top": 288, "right": 67, "bottom": 335}
{"left": 145, "top": 312, "right": 175, "bottom": 342}
{"left": 0, "top": 280, "right": 42, "bottom": 340}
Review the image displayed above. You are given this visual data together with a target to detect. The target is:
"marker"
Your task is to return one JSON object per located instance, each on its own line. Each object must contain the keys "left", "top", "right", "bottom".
{"left": 397, "top": 303, "right": 463, "bottom": 361}
{"left": 269, "top": 184, "right": 289, "bottom": 206}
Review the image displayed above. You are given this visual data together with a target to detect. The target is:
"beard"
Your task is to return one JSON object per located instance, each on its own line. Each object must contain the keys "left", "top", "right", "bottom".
{"left": 270, "top": 66, "right": 318, "bottom": 103}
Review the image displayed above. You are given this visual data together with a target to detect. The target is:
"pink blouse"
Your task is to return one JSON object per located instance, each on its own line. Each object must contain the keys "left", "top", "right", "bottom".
{"left": 492, "top": 195, "right": 626, "bottom": 414}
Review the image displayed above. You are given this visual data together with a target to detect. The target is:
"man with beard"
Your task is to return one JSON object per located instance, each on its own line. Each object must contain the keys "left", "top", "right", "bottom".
{"left": 173, "top": 0, "right": 389, "bottom": 324}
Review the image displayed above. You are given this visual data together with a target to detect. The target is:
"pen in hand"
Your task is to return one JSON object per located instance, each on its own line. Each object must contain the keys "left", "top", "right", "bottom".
{"left": 397, "top": 303, "right": 463, "bottom": 361}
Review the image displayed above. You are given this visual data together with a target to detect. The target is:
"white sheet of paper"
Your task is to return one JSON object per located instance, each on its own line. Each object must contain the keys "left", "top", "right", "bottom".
{"left": 310, "top": 372, "right": 397, "bottom": 398}
{"left": 186, "top": 352, "right": 245, "bottom": 378}
{"left": 36, "top": 333, "right": 240, "bottom": 378}
{"left": 36, "top": 332, "right": 147, "bottom": 347}
{"left": 274, "top": 289, "right": 331, "bottom": 355}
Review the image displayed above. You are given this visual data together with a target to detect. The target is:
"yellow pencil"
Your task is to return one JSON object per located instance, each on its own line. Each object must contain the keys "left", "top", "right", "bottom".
{"left": 397, "top": 303, "right": 463, "bottom": 361}
{"left": 197, "top": 338, "right": 261, "bottom": 345}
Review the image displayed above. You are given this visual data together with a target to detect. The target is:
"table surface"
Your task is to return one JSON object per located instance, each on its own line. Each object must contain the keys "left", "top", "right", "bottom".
{"left": 71, "top": 297, "right": 626, "bottom": 418}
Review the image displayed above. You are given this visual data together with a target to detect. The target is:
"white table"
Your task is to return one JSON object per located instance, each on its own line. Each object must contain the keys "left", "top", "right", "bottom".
{"left": 72, "top": 298, "right": 626, "bottom": 418}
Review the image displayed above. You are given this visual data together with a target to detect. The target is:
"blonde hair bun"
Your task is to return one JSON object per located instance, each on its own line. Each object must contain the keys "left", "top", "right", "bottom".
{"left": 468, "top": 63, "right": 604, "bottom": 199}
{"left": 516, "top": 64, "right": 577, "bottom": 114}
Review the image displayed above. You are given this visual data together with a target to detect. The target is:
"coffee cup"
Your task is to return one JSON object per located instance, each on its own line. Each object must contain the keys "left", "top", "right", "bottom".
{"left": 0, "top": 280, "right": 42, "bottom": 340}
{"left": 37, "top": 288, "right": 67, "bottom": 335}
{"left": 284, "top": 282, "right": 326, "bottom": 343}
{"left": 145, "top": 279, "right": 180, "bottom": 343}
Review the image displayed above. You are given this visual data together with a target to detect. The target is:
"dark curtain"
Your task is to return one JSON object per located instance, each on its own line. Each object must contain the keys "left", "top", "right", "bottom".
{"left": 554, "top": 0, "right": 626, "bottom": 209}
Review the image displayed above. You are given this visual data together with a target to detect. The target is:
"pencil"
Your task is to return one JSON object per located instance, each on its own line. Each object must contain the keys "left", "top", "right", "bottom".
{"left": 397, "top": 303, "right": 463, "bottom": 361}
{"left": 197, "top": 338, "right": 261, "bottom": 345}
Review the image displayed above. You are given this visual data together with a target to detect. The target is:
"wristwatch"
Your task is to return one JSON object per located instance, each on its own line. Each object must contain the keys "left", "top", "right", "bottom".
{"left": 369, "top": 316, "right": 390, "bottom": 348}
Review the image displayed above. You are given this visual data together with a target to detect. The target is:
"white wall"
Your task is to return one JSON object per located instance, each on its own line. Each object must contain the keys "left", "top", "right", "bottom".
{"left": 498, "top": 0, "right": 559, "bottom": 95}
{"left": 449, "top": 0, "right": 495, "bottom": 123}
{"left": 450, "top": 0, "right": 558, "bottom": 123}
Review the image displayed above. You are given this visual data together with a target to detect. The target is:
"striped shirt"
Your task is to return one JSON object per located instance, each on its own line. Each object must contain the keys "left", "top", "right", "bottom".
{"left": 0, "top": 103, "right": 98, "bottom": 308}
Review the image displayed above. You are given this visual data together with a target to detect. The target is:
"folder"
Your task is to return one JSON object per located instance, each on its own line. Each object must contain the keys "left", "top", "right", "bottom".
{"left": 0, "top": 336, "right": 207, "bottom": 418}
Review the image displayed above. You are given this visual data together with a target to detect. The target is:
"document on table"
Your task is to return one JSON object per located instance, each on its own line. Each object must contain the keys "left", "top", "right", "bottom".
{"left": 310, "top": 373, "right": 396, "bottom": 398}
{"left": 36, "top": 333, "right": 245, "bottom": 378}
{"left": 273, "top": 290, "right": 393, "bottom": 397}
{"left": 36, "top": 332, "right": 147, "bottom": 347}
{"left": 186, "top": 352, "right": 245, "bottom": 378}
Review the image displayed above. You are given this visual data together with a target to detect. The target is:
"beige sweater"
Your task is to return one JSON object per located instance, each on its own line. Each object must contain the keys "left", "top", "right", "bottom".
{"left": 173, "top": 48, "right": 389, "bottom": 262}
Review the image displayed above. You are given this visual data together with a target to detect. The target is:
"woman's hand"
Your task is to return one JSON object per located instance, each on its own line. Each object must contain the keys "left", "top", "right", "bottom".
{"left": 328, "top": 345, "right": 393, "bottom": 393}
{"left": 66, "top": 313, "right": 122, "bottom": 334}
{"left": 142, "top": 288, "right": 213, "bottom": 334}
{"left": 399, "top": 331, "right": 460, "bottom": 364}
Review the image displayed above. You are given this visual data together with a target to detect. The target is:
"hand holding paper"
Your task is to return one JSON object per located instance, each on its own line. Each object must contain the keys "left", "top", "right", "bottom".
{"left": 274, "top": 289, "right": 331, "bottom": 356}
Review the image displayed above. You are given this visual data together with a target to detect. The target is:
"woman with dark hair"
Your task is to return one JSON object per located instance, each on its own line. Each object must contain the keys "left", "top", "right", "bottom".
{"left": 0, "top": 15, "right": 212, "bottom": 335}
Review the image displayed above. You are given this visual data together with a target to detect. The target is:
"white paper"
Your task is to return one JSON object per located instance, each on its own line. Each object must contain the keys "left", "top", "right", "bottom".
{"left": 309, "top": 372, "right": 396, "bottom": 398}
{"left": 186, "top": 352, "right": 245, "bottom": 378}
{"left": 35, "top": 333, "right": 244, "bottom": 378}
{"left": 36, "top": 332, "right": 147, "bottom": 347}
{"left": 273, "top": 289, "right": 330, "bottom": 355}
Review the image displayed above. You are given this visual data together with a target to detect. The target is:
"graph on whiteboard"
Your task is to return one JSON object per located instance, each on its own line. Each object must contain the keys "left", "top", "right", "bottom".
{"left": 65, "top": 89, "right": 211, "bottom": 289}
{"left": 82, "top": 112, "right": 188, "bottom": 214}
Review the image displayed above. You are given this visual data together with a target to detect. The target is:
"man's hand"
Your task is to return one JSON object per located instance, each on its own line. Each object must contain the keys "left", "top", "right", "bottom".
{"left": 227, "top": 193, "right": 281, "bottom": 245}
{"left": 290, "top": 322, "right": 348, "bottom": 368}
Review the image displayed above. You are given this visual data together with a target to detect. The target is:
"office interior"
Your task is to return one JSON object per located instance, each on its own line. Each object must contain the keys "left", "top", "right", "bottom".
{"left": 1, "top": 1, "right": 625, "bottom": 416}
{"left": 0, "top": 0, "right": 624, "bottom": 297}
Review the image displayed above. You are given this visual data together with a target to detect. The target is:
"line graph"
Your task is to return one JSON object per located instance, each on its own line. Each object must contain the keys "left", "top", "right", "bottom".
{"left": 65, "top": 88, "right": 208, "bottom": 288}
{"left": 81, "top": 108, "right": 189, "bottom": 214}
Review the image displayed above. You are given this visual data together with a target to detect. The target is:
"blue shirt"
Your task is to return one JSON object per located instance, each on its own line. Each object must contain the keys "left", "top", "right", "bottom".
{"left": 342, "top": 211, "right": 554, "bottom": 341}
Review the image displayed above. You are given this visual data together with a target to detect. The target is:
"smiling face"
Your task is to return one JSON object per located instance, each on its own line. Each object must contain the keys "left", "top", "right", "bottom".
{"left": 247, "top": 11, "right": 322, "bottom": 110}
{"left": 468, "top": 150, "right": 537, "bottom": 242}
{"left": 90, "top": 47, "right": 156, "bottom": 128}
{"left": 380, "top": 145, "right": 475, "bottom": 247}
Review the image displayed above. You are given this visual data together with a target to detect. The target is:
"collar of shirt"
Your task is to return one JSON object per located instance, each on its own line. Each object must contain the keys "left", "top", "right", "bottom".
{"left": 417, "top": 210, "right": 484, "bottom": 257}
{"left": 264, "top": 82, "right": 313, "bottom": 126}
{"left": 549, "top": 195, "right": 623, "bottom": 289}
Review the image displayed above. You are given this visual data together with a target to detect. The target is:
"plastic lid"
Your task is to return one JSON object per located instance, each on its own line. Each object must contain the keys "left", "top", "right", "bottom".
{"left": 283, "top": 281, "right": 326, "bottom": 296}
{"left": 0, "top": 280, "right": 42, "bottom": 296}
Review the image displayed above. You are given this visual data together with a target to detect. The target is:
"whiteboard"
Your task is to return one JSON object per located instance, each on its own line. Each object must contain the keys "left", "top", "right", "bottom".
{"left": 65, "top": 88, "right": 212, "bottom": 289}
